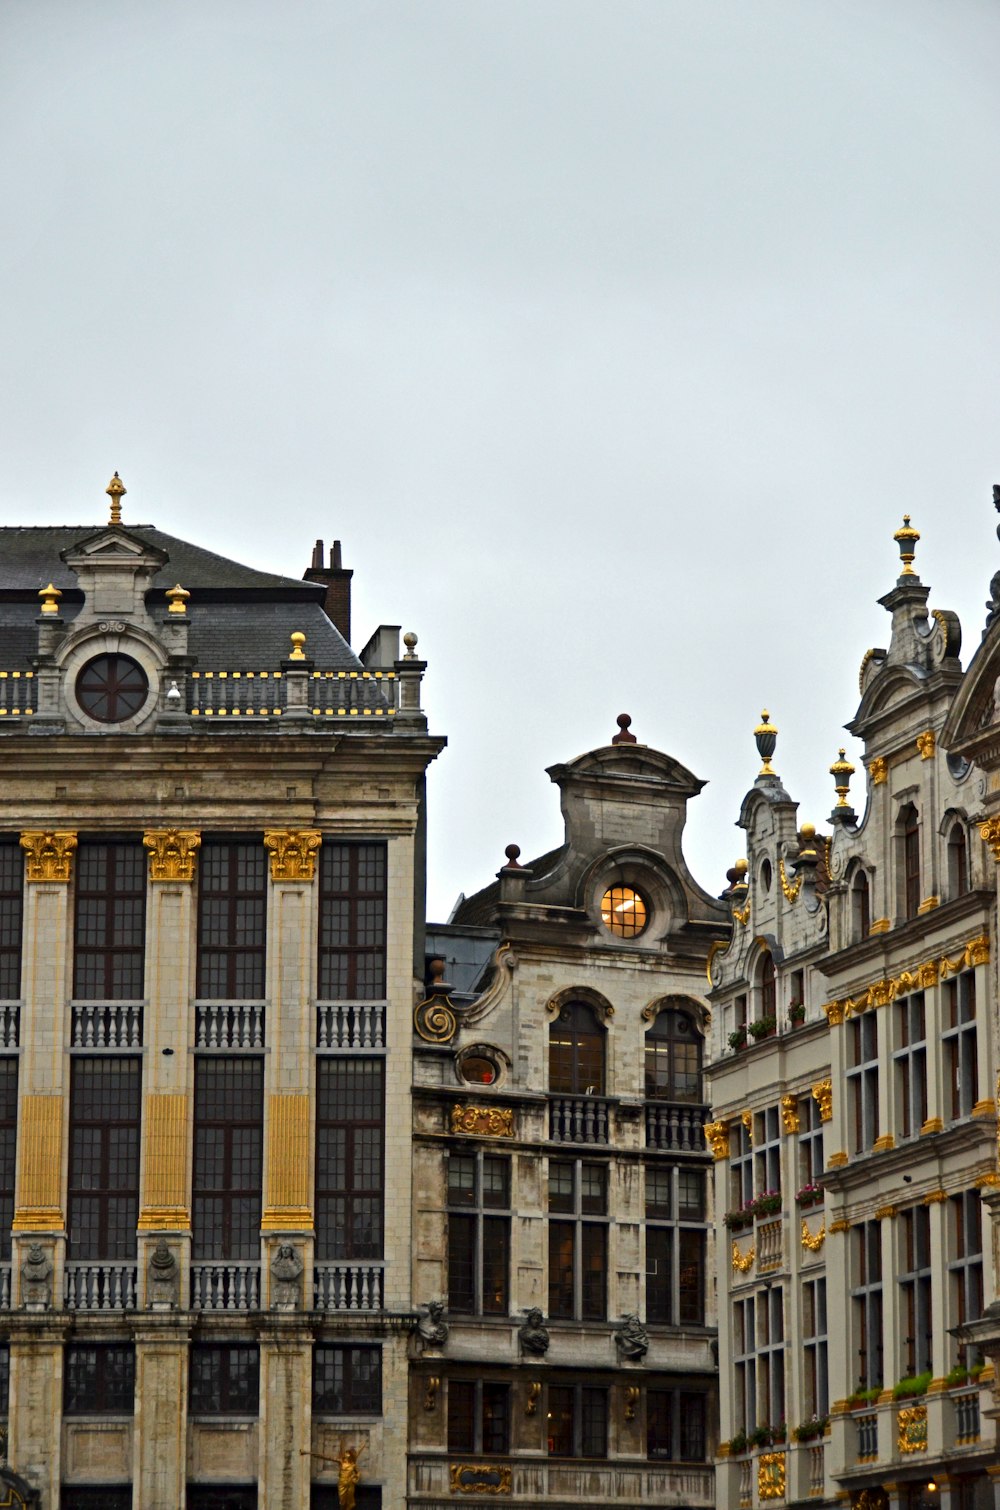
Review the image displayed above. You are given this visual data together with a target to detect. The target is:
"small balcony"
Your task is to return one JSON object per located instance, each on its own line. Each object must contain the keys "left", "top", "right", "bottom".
{"left": 191, "top": 1262, "right": 260, "bottom": 1311}
{"left": 645, "top": 1101, "right": 709, "bottom": 1151}
{"left": 71, "top": 1002, "right": 142, "bottom": 1049}
{"left": 64, "top": 1262, "right": 137, "bottom": 1311}
{"left": 548, "top": 1096, "right": 610, "bottom": 1144}
{"left": 316, "top": 1001, "right": 385, "bottom": 1050}
{"left": 313, "top": 1262, "right": 384, "bottom": 1311}
{"left": 195, "top": 1003, "right": 265, "bottom": 1049}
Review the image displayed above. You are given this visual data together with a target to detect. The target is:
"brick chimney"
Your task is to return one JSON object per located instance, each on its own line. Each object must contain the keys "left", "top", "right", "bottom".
{"left": 304, "top": 539, "right": 353, "bottom": 644}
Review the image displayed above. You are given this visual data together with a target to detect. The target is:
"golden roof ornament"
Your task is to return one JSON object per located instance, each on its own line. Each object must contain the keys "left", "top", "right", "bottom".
{"left": 106, "top": 471, "right": 126, "bottom": 526}
{"left": 754, "top": 709, "right": 778, "bottom": 777}
{"left": 165, "top": 583, "right": 190, "bottom": 615}
{"left": 829, "top": 747, "right": 855, "bottom": 808}
{"left": 288, "top": 631, "right": 307, "bottom": 661}
{"left": 38, "top": 582, "right": 61, "bottom": 616}
{"left": 893, "top": 513, "right": 920, "bottom": 577}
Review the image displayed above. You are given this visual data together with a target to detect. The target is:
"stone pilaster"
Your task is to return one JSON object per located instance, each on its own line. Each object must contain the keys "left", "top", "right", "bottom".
{"left": 133, "top": 1316, "right": 192, "bottom": 1510}
{"left": 258, "top": 1317, "right": 313, "bottom": 1510}
{"left": 8, "top": 1313, "right": 71, "bottom": 1506}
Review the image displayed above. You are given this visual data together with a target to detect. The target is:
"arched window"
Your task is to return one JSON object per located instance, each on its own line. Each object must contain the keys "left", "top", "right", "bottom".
{"left": 851, "top": 869, "right": 871, "bottom": 942}
{"left": 760, "top": 952, "right": 776, "bottom": 1020}
{"left": 645, "top": 1007, "right": 702, "bottom": 1102}
{"left": 899, "top": 804, "right": 921, "bottom": 919}
{"left": 549, "top": 1002, "right": 605, "bottom": 1095}
{"left": 948, "top": 822, "right": 969, "bottom": 899}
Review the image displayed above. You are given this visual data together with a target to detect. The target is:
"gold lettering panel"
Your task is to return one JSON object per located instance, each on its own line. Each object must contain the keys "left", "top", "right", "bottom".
{"left": 138, "top": 1094, "right": 190, "bottom": 1229}
{"left": 262, "top": 1094, "right": 313, "bottom": 1229}
{"left": 13, "top": 1095, "right": 63, "bottom": 1229}
{"left": 20, "top": 831, "right": 77, "bottom": 883}
{"left": 144, "top": 829, "right": 201, "bottom": 882}
{"left": 263, "top": 830, "right": 321, "bottom": 882}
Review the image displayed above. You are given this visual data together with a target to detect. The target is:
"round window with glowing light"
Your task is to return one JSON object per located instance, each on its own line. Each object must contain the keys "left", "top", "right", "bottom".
{"left": 600, "top": 885, "right": 648, "bottom": 939}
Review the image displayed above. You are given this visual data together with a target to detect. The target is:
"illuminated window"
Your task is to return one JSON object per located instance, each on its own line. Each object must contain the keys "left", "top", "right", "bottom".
{"left": 600, "top": 886, "right": 648, "bottom": 939}
{"left": 459, "top": 1055, "right": 497, "bottom": 1086}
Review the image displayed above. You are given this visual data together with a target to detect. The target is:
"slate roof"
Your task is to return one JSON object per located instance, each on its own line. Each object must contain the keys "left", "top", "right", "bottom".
{"left": 450, "top": 845, "right": 568, "bottom": 926}
{"left": 0, "top": 525, "right": 361, "bottom": 671}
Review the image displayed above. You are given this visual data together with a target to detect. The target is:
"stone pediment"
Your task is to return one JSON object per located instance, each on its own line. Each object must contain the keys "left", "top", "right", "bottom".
{"left": 61, "top": 525, "right": 168, "bottom": 571}
{"left": 549, "top": 743, "right": 706, "bottom": 798}
{"left": 942, "top": 614, "right": 1000, "bottom": 767}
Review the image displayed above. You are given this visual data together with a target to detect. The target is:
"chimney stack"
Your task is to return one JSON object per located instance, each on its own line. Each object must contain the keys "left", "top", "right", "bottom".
{"left": 304, "top": 539, "right": 353, "bottom": 645}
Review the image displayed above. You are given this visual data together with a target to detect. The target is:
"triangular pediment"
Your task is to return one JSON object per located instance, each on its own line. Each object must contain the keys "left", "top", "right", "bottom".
{"left": 61, "top": 526, "right": 169, "bottom": 570}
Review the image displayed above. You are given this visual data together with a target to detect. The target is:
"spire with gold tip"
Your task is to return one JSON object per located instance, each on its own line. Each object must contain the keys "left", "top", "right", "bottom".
{"left": 754, "top": 709, "right": 778, "bottom": 778}
{"left": 106, "top": 472, "right": 126, "bottom": 526}
{"left": 893, "top": 513, "right": 920, "bottom": 578}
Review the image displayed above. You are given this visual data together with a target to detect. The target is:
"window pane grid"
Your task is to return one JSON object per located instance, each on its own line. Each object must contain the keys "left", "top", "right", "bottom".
{"left": 316, "top": 1059, "right": 384, "bottom": 1260}
{"left": 192, "top": 1059, "right": 263, "bottom": 1260}
{"left": 73, "top": 843, "right": 146, "bottom": 1001}
{"left": 318, "top": 844, "right": 387, "bottom": 1000}
{"left": 68, "top": 1058, "right": 140, "bottom": 1259}
{"left": 197, "top": 842, "right": 266, "bottom": 1000}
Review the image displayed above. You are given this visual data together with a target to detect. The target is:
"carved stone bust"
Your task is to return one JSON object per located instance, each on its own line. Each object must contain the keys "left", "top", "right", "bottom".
{"left": 416, "top": 1299, "right": 449, "bottom": 1350}
{"left": 148, "top": 1238, "right": 179, "bottom": 1310}
{"left": 518, "top": 1307, "right": 550, "bottom": 1356}
{"left": 270, "top": 1243, "right": 304, "bottom": 1310}
{"left": 21, "top": 1243, "right": 52, "bottom": 1311}
{"left": 614, "top": 1312, "right": 649, "bottom": 1360}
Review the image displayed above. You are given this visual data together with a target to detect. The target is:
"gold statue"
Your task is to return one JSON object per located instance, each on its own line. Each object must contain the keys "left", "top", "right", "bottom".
{"left": 336, "top": 1438, "right": 367, "bottom": 1510}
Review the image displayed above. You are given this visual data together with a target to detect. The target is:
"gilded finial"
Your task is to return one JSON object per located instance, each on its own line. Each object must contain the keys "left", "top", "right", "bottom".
{"left": 829, "top": 747, "right": 855, "bottom": 808}
{"left": 754, "top": 709, "right": 778, "bottom": 777}
{"left": 165, "top": 583, "right": 190, "bottom": 616}
{"left": 106, "top": 472, "right": 126, "bottom": 526}
{"left": 893, "top": 513, "right": 920, "bottom": 577}
{"left": 403, "top": 631, "right": 419, "bottom": 660}
{"left": 38, "top": 582, "right": 61, "bottom": 616}
{"left": 288, "top": 631, "right": 307, "bottom": 661}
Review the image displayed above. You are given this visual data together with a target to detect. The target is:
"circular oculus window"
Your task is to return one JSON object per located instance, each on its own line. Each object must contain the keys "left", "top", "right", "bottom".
{"left": 600, "top": 884, "right": 648, "bottom": 939}
{"left": 459, "top": 1055, "right": 499, "bottom": 1086}
{"left": 75, "top": 653, "right": 150, "bottom": 724}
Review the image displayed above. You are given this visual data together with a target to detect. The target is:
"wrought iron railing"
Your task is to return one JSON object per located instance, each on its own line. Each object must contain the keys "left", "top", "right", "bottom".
{"left": 548, "top": 1096, "right": 610, "bottom": 1144}
{"left": 316, "top": 1001, "right": 385, "bottom": 1050}
{"left": 64, "top": 1262, "right": 137, "bottom": 1310}
{"left": 71, "top": 1002, "right": 142, "bottom": 1048}
{"left": 645, "top": 1102, "right": 708, "bottom": 1151}
{"left": 313, "top": 1262, "right": 384, "bottom": 1311}
{"left": 191, "top": 1262, "right": 260, "bottom": 1311}
{"left": 195, "top": 1002, "right": 265, "bottom": 1049}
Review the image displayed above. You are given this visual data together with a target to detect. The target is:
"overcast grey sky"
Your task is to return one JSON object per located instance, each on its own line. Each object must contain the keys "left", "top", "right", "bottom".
{"left": 2, "top": 2, "right": 998, "bottom": 919}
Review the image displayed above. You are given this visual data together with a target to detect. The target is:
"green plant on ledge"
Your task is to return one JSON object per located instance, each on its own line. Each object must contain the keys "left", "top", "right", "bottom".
{"left": 748, "top": 1015, "right": 777, "bottom": 1041}
{"left": 846, "top": 1385, "right": 882, "bottom": 1409}
{"left": 793, "top": 1416, "right": 829, "bottom": 1442}
{"left": 788, "top": 1002, "right": 806, "bottom": 1024}
{"left": 728, "top": 1025, "right": 748, "bottom": 1051}
{"left": 892, "top": 1370, "right": 932, "bottom": 1401}
{"left": 945, "top": 1363, "right": 969, "bottom": 1388}
{"left": 726, "top": 1429, "right": 748, "bottom": 1455}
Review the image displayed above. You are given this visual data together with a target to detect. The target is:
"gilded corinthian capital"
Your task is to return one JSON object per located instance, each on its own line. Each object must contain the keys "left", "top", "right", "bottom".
{"left": 20, "top": 831, "right": 77, "bottom": 883}
{"left": 263, "top": 829, "right": 321, "bottom": 881}
{"left": 143, "top": 829, "right": 201, "bottom": 882}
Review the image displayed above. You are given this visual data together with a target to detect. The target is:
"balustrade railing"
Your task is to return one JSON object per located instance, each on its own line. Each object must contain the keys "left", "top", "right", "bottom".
{"left": 187, "top": 669, "right": 396, "bottom": 720}
{"left": 0, "top": 1265, "right": 10, "bottom": 1310}
{"left": 195, "top": 1003, "right": 264, "bottom": 1049}
{"left": 313, "top": 1262, "right": 384, "bottom": 1312}
{"left": 191, "top": 1263, "right": 260, "bottom": 1311}
{"left": 0, "top": 1006, "right": 18, "bottom": 1049}
{"left": 953, "top": 1389, "right": 980, "bottom": 1444}
{"left": 645, "top": 1101, "right": 708, "bottom": 1151}
{"left": 548, "top": 1096, "right": 610, "bottom": 1144}
{"left": 0, "top": 672, "right": 35, "bottom": 717}
{"left": 756, "top": 1218, "right": 783, "bottom": 1274}
{"left": 316, "top": 1001, "right": 386, "bottom": 1050}
{"left": 71, "top": 1002, "right": 142, "bottom": 1048}
{"left": 855, "top": 1412, "right": 878, "bottom": 1461}
{"left": 807, "top": 1442, "right": 824, "bottom": 1497}
{"left": 738, "top": 1455, "right": 752, "bottom": 1508}
{"left": 64, "top": 1262, "right": 137, "bottom": 1311}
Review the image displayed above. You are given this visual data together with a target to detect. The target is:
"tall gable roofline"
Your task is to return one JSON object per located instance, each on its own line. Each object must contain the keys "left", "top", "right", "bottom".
{"left": 548, "top": 742, "right": 706, "bottom": 799}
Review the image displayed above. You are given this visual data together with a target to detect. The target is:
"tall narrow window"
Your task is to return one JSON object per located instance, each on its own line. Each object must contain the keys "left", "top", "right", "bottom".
{"left": 899, "top": 1207, "right": 932, "bottom": 1376}
{"left": 548, "top": 1159, "right": 607, "bottom": 1320}
{"left": 68, "top": 1058, "right": 140, "bottom": 1259}
{"left": 847, "top": 1015, "right": 879, "bottom": 1153}
{"left": 549, "top": 1002, "right": 605, "bottom": 1094}
{"left": 447, "top": 1381, "right": 510, "bottom": 1453}
{"left": 758, "top": 1285, "right": 785, "bottom": 1427}
{"left": 0, "top": 844, "right": 22, "bottom": 1001}
{"left": 644, "top": 1006, "right": 701, "bottom": 1102}
{"left": 852, "top": 1222, "right": 883, "bottom": 1390}
{"left": 947, "top": 822, "right": 969, "bottom": 898}
{"left": 0, "top": 1059, "right": 17, "bottom": 1261}
{"left": 733, "top": 1296, "right": 756, "bottom": 1432}
{"left": 730, "top": 1121, "right": 753, "bottom": 1211}
{"left": 192, "top": 1058, "right": 263, "bottom": 1259}
{"left": 797, "top": 1096, "right": 824, "bottom": 1188}
{"left": 647, "top": 1390, "right": 707, "bottom": 1461}
{"left": 754, "top": 1106, "right": 782, "bottom": 1197}
{"left": 802, "top": 1278, "right": 828, "bottom": 1417}
{"left": 759, "top": 953, "right": 776, "bottom": 1020}
{"left": 899, "top": 805, "right": 921, "bottom": 920}
{"left": 74, "top": 841, "right": 145, "bottom": 1000}
{"left": 645, "top": 1167, "right": 705, "bottom": 1325}
{"left": 318, "top": 843, "right": 387, "bottom": 1000}
{"left": 944, "top": 972, "right": 978, "bottom": 1120}
{"left": 197, "top": 840, "right": 266, "bottom": 999}
{"left": 850, "top": 869, "right": 870, "bottom": 942}
{"left": 893, "top": 993, "right": 928, "bottom": 1139}
{"left": 447, "top": 1151, "right": 510, "bottom": 1314}
{"left": 949, "top": 1192, "right": 983, "bottom": 1370}
{"left": 316, "top": 1059, "right": 384, "bottom": 1259}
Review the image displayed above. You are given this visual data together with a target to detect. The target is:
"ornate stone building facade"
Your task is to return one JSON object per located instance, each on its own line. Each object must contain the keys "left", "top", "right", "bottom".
{"left": 413, "top": 722, "right": 729, "bottom": 1510}
{"left": 0, "top": 479, "right": 443, "bottom": 1509}
{"left": 707, "top": 518, "right": 1000, "bottom": 1510}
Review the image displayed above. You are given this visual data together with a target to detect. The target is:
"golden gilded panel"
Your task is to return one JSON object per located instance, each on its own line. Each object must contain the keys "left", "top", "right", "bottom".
{"left": 12, "top": 1095, "right": 63, "bottom": 1228}
{"left": 703, "top": 1120, "right": 729, "bottom": 1160}
{"left": 144, "top": 829, "right": 201, "bottom": 882}
{"left": 20, "top": 830, "right": 76, "bottom": 883}
{"left": 897, "top": 1404, "right": 927, "bottom": 1453}
{"left": 758, "top": 1451, "right": 786, "bottom": 1501}
{"left": 138, "top": 1094, "right": 190, "bottom": 1229}
{"left": 449, "top": 1464, "right": 512, "bottom": 1495}
{"left": 263, "top": 829, "right": 321, "bottom": 882}
{"left": 262, "top": 1093, "right": 313, "bottom": 1229}
{"left": 450, "top": 1105, "right": 514, "bottom": 1138}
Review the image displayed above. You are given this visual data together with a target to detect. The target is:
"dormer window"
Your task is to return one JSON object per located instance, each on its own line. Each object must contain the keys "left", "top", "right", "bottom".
{"left": 76, "top": 654, "right": 149, "bottom": 724}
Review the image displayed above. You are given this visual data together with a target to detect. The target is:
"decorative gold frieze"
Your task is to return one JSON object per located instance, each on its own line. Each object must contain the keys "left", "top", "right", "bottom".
{"left": 916, "top": 730, "right": 936, "bottom": 761}
{"left": 143, "top": 828, "right": 201, "bottom": 883}
{"left": 12, "top": 1096, "right": 63, "bottom": 1230}
{"left": 732, "top": 1242, "right": 755, "bottom": 1274}
{"left": 875, "top": 1204, "right": 896, "bottom": 1221}
{"left": 829, "top": 1218, "right": 851, "bottom": 1233}
{"left": 873, "top": 1135, "right": 895, "bottom": 1154}
{"left": 138, "top": 1094, "right": 190, "bottom": 1230}
{"left": 779, "top": 1095, "right": 800, "bottom": 1134}
{"left": 869, "top": 756, "right": 888, "bottom": 785}
{"left": 703, "top": 1120, "right": 729, "bottom": 1160}
{"left": 778, "top": 859, "right": 802, "bottom": 903}
{"left": 897, "top": 1404, "right": 927, "bottom": 1454}
{"left": 449, "top": 1463, "right": 512, "bottom": 1495}
{"left": 922, "top": 1189, "right": 947, "bottom": 1204}
{"left": 967, "top": 934, "right": 990, "bottom": 966}
{"left": 20, "top": 830, "right": 77, "bottom": 883}
{"left": 811, "top": 1080, "right": 833, "bottom": 1123}
{"left": 827, "top": 939, "right": 988, "bottom": 1025}
{"left": 801, "top": 1221, "right": 826, "bottom": 1253}
{"left": 263, "top": 829, "right": 321, "bottom": 882}
{"left": 740, "top": 1110, "right": 754, "bottom": 1141}
{"left": 450, "top": 1105, "right": 514, "bottom": 1138}
{"left": 262, "top": 1094, "right": 313, "bottom": 1230}
{"left": 979, "top": 816, "right": 1000, "bottom": 860}
{"left": 414, "top": 996, "right": 457, "bottom": 1044}
{"left": 758, "top": 1451, "right": 786, "bottom": 1501}
{"left": 975, "top": 1173, "right": 1000, "bottom": 1189}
